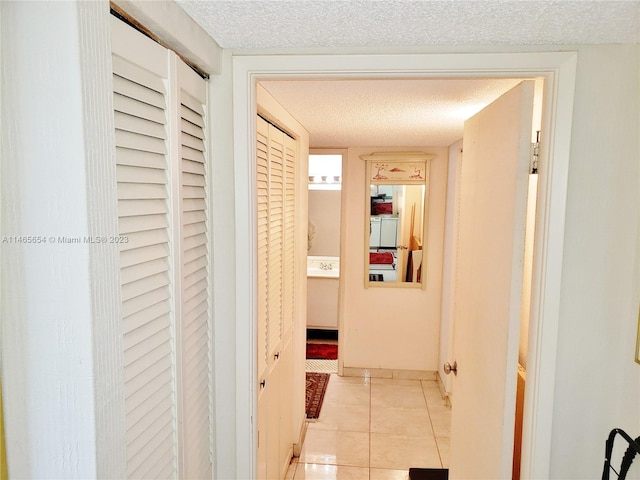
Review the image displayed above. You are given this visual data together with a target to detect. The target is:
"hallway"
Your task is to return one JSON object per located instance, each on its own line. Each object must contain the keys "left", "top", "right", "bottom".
{"left": 287, "top": 374, "right": 451, "bottom": 479}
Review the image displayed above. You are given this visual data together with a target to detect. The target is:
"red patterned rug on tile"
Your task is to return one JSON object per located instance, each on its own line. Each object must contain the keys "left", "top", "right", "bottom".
{"left": 306, "top": 343, "right": 338, "bottom": 360}
{"left": 305, "top": 372, "right": 330, "bottom": 419}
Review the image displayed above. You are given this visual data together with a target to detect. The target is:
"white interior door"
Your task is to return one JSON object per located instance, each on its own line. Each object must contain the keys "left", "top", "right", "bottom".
{"left": 449, "top": 81, "right": 535, "bottom": 479}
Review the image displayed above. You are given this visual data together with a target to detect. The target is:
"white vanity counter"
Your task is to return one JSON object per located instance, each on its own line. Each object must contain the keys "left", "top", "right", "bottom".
{"left": 307, "top": 256, "right": 339, "bottom": 278}
{"left": 307, "top": 256, "right": 339, "bottom": 329}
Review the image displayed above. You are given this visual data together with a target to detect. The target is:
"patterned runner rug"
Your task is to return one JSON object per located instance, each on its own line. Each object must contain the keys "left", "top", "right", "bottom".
{"left": 305, "top": 372, "right": 330, "bottom": 419}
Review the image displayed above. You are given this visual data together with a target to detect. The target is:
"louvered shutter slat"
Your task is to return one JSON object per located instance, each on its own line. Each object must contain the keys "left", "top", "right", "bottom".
{"left": 123, "top": 301, "right": 171, "bottom": 337}
{"left": 180, "top": 95, "right": 205, "bottom": 118}
{"left": 113, "top": 74, "right": 166, "bottom": 110}
{"left": 124, "top": 358, "right": 174, "bottom": 414}
{"left": 120, "top": 228, "right": 169, "bottom": 252}
{"left": 115, "top": 111, "right": 166, "bottom": 139}
{"left": 125, "top": 379, "right": 172, "bottom": 427}
{"left": 181, "top": 118, "right": 204, "bottom": 139}
{"left": 119, "top": 244, "right": 168, "bottom": 270}
{"left": 183, "top": 198, "right": 206, "bottom": 212}
{"left": 183, "top": 209, "right": 207, "bottom": 225}
{"left": 181, "top": 131, "right": 205, "bottom": 152}
{"left": 122, "top": 286, "right": 170, "bottom": 320}
{"left": 184, "top": 266, "right": 207, "bottom": 291}
{"left": 117, "top": 164, "right": 167, "bottom": 185}
{"left": 182, "top": 232, "right": 207, "bottom": 251}
{"left": 115, "top": 129, "right": 167, "bottom": 155}
{"left": 114, "top": 94, "right": 167, "bottom": 125}
{"left": 112, "top": 55, "right": 165, "bottom": 95}
{"left": 117, "top": 182, "right": 168, "bottom": 200}
{"left": 182, "top": 159, "right": 206, "bottom": 176}
{"left": 183, "top": 243, "right": 207, "bottom": 263}
{"left": 128, "top": 421, "right": 174, "bottom": 475}
{"left": 120, "top": 258, "right": 168, "bottom": 286}
{"left": 124, "top": 327, "right": 172, "bottom": 367}
{"left": 181, "top": 146, "right": 206, "bottom": 164}
{"left": 119, "top": 213, "right": 168, "bottom": 235}
{"left": 116, "top": 147, "right": 166, "bottom": 170}
{"left": 123, "top": 342, "right": 173, "bottom": 382}
{"left": 121, "top": 271, "right": 169, "bottom": 301}
{"left": 124, "top": 314, "right": 171, "bottom": 351}
{"left": 126, "top": 388, "right": 172, "bottom": 443}
{"left": 118, "top": 199, "right": 168, "bottom": 218}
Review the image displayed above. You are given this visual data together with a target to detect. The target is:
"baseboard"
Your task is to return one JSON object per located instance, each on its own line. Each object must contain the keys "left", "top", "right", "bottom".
{"left": 293, "top": 419, "right": 308, "bottom": 457}
{"left": 436, "top": 371, "right": 452, "bottom": 407}
{"left": 342, "top": 367, "right": 437, "bottom": 381}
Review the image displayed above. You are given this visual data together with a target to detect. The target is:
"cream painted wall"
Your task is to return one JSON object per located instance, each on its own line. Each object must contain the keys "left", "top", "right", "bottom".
{"left": 308, "top": 190, "right": 341, "bottom": 256}
{"left": 1, "top": 2, "right": 125, "bottom": 477}
{"left": 549, "top": 44, "right": 639, "bottom": 478}
{"left": 342, "top": 147, "right": 448, "bottom": 371}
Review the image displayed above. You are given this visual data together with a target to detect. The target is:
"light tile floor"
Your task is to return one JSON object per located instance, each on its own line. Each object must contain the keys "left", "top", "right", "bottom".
{"left": 286, "top": 374, "right": 450, "bottom": 480}
{"left": 306, "top": 359, "right": 338, "bottom": 373}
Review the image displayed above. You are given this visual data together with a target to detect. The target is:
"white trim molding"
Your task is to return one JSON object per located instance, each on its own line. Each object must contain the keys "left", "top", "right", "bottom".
{"left": 111, "top": 0, "right": 222, "bottom": 75}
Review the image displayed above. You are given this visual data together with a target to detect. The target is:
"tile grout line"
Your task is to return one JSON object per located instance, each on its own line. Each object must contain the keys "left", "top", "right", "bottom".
{"left": 421, "top": 380, "right": 445, "bottom": 469}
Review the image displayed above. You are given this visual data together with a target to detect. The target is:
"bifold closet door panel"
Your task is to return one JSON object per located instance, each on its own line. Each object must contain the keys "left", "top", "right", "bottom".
{"left": 267, "top": 124, "right": 285, "bottom": 361}
{"left": 175, "top": 57, "right": 212, "bottom": 480}
{"left": 256, "top": 117, "right": 270, "bottom": 382}
{"left": 112, "top": 16, "right": 177, "bottom": 480}
{"left": 282, "top": 134, "right": 296, "bottom": 341}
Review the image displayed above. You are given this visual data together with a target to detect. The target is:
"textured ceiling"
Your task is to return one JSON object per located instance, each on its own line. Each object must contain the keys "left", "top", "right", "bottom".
{"left": 260, "top": 78, "right": 526, "bottom": 147}
{"left": 175, "top": 0, "right": 637, "bottom": 148}
{"left": 176, "top": 0, "right": 639, "bottom": 49}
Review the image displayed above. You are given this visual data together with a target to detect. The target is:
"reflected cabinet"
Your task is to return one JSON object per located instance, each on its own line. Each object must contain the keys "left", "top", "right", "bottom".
{"left": 361, "top": 151, "right": 434, "bottom": 288}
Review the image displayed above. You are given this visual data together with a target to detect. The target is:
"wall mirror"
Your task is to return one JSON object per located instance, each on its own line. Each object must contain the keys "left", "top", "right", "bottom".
{"left": 361, "top": 152, "right": 434, "bottom": 288}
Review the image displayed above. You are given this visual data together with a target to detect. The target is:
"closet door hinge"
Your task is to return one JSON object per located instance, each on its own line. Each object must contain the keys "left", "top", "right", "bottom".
{"left": 530, "top": 130, "right": 541, "bottom": 174}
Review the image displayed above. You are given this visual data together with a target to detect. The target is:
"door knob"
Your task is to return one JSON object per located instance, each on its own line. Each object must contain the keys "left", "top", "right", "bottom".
{"left": 444, "top": 361, "right": 457, "bottom": 376}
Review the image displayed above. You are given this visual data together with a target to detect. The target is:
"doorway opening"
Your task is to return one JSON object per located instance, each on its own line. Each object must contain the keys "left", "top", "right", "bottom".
{"left": 306, "top": 151, "right": 344, "bottom": 375}
{"left": 259, "top": 75, "right": 539, "bottom": 477}
{"left": 231, "top": 51, "right": 577, "bottom": 480}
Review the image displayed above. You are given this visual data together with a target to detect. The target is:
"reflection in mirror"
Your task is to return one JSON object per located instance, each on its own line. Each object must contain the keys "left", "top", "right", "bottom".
{"left": 369, "top": 184, "right": 425, "bottom": 284}
{"left": 361, "top": 152, "right": 434, "bottom": 288}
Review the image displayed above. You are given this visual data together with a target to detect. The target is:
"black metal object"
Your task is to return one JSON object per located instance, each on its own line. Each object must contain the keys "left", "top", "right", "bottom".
{"left": 602, "top": 428, "right": 640, "bottom": 480}
{"left": 408, "top": 468, "right": 449, "bottom": 480}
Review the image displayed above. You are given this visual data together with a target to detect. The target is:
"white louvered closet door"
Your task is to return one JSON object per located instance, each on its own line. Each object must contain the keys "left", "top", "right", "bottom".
{"left": 175, "top": 58, "right": 212, "bottom": 480}
{"left": 256, "top": 118, "right": 298, "bottom": 375}
{"left": 112, "top": 17, "right": 177, "bottom": 480}
{"left": 282, "top": 135, "right": 296, "bottom": 338}
{"left": 256, "top": 115, "right": 298, "bottom": 480}
{"left": 256, "top": 117, "right": 270, "bottom": 382}
{"left": 112, "top": 16, "right": 211, "bottom": 480}
{"left": 267, "top": 124, "right": 285, "bottom": 361}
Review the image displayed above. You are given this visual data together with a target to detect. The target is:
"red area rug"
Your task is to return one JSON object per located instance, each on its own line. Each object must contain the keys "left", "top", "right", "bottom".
{"left": 306, "top": 343, "right": 338, "bottom": 360}
{"left": 370, "top": 252, "right": 394, "bottom": 264}
{"left": 306, "top": 372, "right": 330, "bottom": 419}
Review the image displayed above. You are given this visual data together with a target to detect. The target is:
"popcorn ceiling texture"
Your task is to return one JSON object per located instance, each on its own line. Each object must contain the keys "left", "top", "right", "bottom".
{"left": 176, "top": 0, "right": 639, "bottom": 49}
{"left": 260, "top": 78, "right": 524, "bottom": 147}
{"left": 175, "top": 0, "right": 638, "bottom": 147}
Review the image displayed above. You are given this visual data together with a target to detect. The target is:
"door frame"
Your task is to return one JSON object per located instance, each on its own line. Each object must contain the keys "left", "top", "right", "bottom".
{"left": 231, "top": 51, "right": 577, "bottom": 479}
